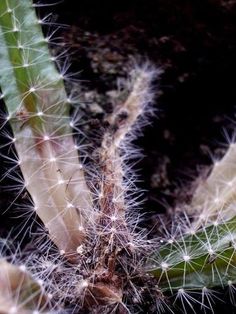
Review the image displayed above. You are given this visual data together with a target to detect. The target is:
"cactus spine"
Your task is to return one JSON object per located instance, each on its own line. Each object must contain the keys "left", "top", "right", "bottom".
{"left": 0, "top": 0, "right": 92, "bottom": 261}
{"left": 148, "top": 216, "right": 236, "bottom": 290}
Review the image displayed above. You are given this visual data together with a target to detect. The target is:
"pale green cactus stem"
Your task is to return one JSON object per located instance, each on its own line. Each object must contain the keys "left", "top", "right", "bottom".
{"left": 188, "top": 143, "right": 236, "bottom": 226}
{"left": 0, "top": 0, "right": 92, "bottom": 261}
{"left": 148, "top": 216, "right": 236, "bottom": 292}
{"left": 146, "top": 136, "right": 236, "bottom": 296}
{"left": 0, "top": 259, "right": 50, "bottom": 313}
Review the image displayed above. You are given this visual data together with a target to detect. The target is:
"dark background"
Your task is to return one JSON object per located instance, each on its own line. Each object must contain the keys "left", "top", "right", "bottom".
{"left": 1, "top": 0, "right": 236, "bottom": 312}
{"left": 37, "top": 0, "right": 236, "bottom": 214}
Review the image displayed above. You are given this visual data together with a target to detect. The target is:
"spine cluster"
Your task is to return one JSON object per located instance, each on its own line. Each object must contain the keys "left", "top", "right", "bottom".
{"left": 0, "top": 0, "right": 92, "bottom": 261}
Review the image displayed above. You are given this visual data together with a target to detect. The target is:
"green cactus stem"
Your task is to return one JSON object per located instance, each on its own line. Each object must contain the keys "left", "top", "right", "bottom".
{"left": 0, "top": 259, "right": 51, "bottom": 313}
{"left": 0, "top": 0, "right": 92, "bottom": 261}
{"left": 148, "top": 216, "right": 236, "bottom": 292}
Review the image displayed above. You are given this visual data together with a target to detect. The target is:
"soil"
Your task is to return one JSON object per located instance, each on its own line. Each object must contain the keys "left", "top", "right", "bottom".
{"left": 42, "top": 0, "right": 236, "bottom": 215}
{"left": 1, "top": 0, "right": 236, "bottom": 313}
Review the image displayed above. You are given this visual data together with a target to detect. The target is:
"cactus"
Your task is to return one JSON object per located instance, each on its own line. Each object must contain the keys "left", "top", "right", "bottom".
{"left": 148, "top": 215, "right": 236, "bottom": 288}
{"left": 188, "top": 142, "right": 236, "bottom": 226}
{"left": 0, "top": 0, "right": 236, "bottom": 313}
{"left": 0, "top": 0, "right": 92, "bottom": 261}
{"left": 0, "top": 259, "right": 51, "bottom": 314}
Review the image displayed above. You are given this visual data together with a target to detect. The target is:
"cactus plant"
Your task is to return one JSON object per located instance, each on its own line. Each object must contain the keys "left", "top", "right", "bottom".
{"left": 0, "top": 259, "right": 51, "bottom": 314}
{"left": 0, "top": 0, "right": 236, "bottom": 313}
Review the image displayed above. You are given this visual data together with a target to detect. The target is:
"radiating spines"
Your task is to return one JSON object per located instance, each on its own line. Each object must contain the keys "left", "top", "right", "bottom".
{"left": 147, "top": 214, "right": 236, "bottom": 312}
{"left": 188, "top": 138, "right": 236, "bottom": 227}
{"left": 0, "top": 0, "right": 94, "bottom": 261}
